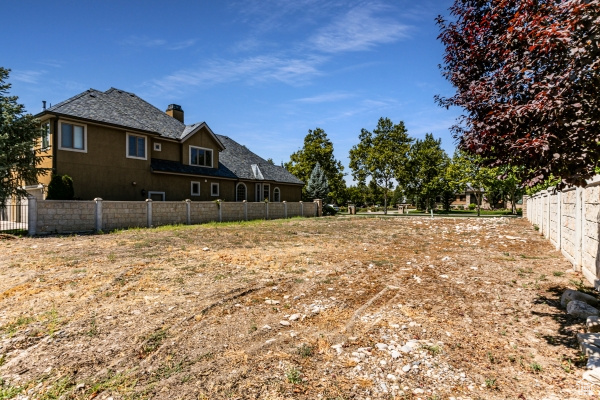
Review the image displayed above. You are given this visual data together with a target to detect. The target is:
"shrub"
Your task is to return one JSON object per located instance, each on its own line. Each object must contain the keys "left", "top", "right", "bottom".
{"left": 468, "top": 203, "right": 476, "bottom": 210}
{"left": 323, "top": 204, "right": 337, "bottom": 216}
{"left": 46, "top": 175, "right": 74, "bottom": 200}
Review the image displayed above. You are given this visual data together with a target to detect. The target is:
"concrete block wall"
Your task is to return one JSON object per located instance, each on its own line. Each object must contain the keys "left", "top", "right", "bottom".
{"left": 36, "top": 200, "right": 95, "bottom": 234}
{"left": 190, "top": 202, "right": 219, "bottom": 224}
{"left": 220, "top": 202, "right": 245, "bottom": 222}
{"left": 29, "top": 199, "right": 315, "bottom": 235}
{"left": 102, "top": 201, "right": 147, "bottom": 231}
{"left": 153, "top": 202, "right": 187, "bottom": 226}
{"left": 526, "top": 176, "right": 600, "bottom": 288}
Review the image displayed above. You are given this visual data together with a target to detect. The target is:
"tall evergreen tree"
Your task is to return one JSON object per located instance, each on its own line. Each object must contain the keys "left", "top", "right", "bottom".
{"left": 305, "top": 162, "right": 329, "bottom": 201}
{"left": 0, "top": 67, "right": 48, "bottom": 206}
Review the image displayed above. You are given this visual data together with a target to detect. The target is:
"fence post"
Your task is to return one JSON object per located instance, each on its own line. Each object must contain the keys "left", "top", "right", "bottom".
{"left": 314, "top": 199, "right": 323, "bottom": 217}
{"left": 300, "top": 201, "right": 303, "bottom": 217}
{"left": 283, "top": 201, "right": 287, "bottom": 219}
{"left": 94, "top": 198, "right": 103, "bottom": 233}
{"left": 556, "top": 191, "right": 562, "bottom": 251}
{"left": 243, "top": 200, "right": 248, "bottom": 221}
{"left": 185, "top": 199, "right": 191, "bottom": 225}
{"left": 27, "top": 196, "right": 37, "bottom": 236}
{"left": 146, "top": 199, "right": 153, "bottom": 228}
{"left": 575, "top": 187, "right": 583, "bottom": 271}
{"left": 218, "top": 200, "right": 222, "bottom": 222}
{"left": 265, "top": 201, "right": 269, "bottom": 220}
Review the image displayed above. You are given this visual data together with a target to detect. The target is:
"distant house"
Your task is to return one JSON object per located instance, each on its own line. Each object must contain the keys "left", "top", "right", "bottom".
{"left": 29, "top": 88, "right": 303, "bottom": 202}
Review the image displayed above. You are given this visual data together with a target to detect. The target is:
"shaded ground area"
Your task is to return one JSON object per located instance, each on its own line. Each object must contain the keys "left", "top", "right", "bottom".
{"left": 0, "top": 216, "right": 592, "bottom": 399}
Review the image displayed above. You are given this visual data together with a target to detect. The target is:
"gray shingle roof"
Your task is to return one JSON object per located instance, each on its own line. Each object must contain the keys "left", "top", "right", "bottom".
{"left": 217, "top": 135, "right": 303, "bottom": 185}
{"left": 44, "top": 88, "right": 186, "bottom": 139}
{"left": 40, "top": 87, "right": 303, "bottom": 185}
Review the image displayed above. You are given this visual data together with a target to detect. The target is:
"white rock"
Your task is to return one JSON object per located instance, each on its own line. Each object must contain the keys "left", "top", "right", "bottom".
{"left": 440, "top": 274, "right": 449, "bottom": 279}
{"left": 265, "top": 338, "right": 276, "bottom": 344}
{"left": 413, "top": 388, "right": 424, "bottom": 394}
{"left": 387, "top": 374, "right": 397, "bottom": 381}
{"left": 331, "top": 343, "right": 343, "bottom": 354}
{"left": 391, "top": 350, "right": 401, "bottom": 359}
{"left": 375, "top": 343, "right": 388, "bottom": 350}
{"left": 262, "top": 325, "right": 272, "bottom": 330}
{"left": 289, "top": 313, "right": 301, "bottom": 321}
{"left": 402, "top": 364, "right": 411, "bottom": 372}
{"left": 279, "top": 320, "right": 291, "bottom": 326}
{"left": 265, "top": 299, "right": 280, "bottom": 305}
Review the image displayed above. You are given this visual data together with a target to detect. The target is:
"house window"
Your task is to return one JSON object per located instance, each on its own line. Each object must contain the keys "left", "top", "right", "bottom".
{"left": 211, "top": 183, "right": 219, "bottom": 197}
{"left": 127, "top": 133, "right": 147, "bottom": 160}
{"left": 191, "top": 181, "right": 200, "bottom": 196}
{"left": 153, "top": 142, "right": 162, "bottom": 151}
{"left": 190, "top": 146, "right": 213, "bottom": 167}
{"left": 59, "top": 121, "right": 86, "bottom": 152}
{"left": 263, "top": 184, "right": 270, "bottom": 202}
{"left": 41, "top": 122, "right": 50, "bottom": 150}
{"left": 273, "top": 187, "right": 280, "bottom": 202}
{"left": 236, "top": 183, "right": 246, "bottom": 202}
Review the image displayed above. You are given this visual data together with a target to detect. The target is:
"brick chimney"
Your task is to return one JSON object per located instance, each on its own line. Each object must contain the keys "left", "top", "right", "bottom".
{"left": 166, "top": 104, "right": 184, "bottom": 123}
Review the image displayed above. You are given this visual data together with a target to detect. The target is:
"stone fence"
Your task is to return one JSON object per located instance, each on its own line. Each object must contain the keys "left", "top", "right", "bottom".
{"left": 27, "top": 198, "right": 319, "bottom": 235}
{"left": 525, "top": 176, "right": 600, "bottom": 288}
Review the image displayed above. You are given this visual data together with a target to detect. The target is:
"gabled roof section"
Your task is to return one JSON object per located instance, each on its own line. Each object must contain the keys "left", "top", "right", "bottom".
{"left": 179, "top": 122, "right": 225, "bottom": 150}
{"left": 217, "top": 135, "right": 304, "bottom": 185}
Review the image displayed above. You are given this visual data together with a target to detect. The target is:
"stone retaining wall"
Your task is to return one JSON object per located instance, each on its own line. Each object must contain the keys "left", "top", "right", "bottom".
{"left": 526, "top": 176, "right": 600, "bottom": 288}
{"left": 28, "top": 198, "right": 317, "bottom": 235}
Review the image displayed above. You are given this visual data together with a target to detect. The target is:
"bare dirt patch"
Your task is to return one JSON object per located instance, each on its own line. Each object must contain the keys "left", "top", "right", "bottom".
{"left": 0, "top": 216, "right": 592, "bottom": 399}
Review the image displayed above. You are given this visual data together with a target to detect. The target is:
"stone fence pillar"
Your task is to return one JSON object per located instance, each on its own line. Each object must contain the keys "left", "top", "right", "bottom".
{"left": 27, "top": 195, "right": 37, "bottom": 236}
{"left": 314, "top": 199, "right": 323, "bottom": 217}
{"left": 94, "top": 198, "right": 103, "bottom": 232}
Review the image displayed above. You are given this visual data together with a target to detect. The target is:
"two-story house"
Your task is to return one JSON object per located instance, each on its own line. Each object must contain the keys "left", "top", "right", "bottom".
{"left": 31, "top": 88, "right": 303, "bottom": 202}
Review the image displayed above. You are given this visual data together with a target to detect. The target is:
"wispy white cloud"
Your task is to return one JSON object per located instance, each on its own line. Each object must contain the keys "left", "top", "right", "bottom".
{"left": 295, "top": 91, "right": 355, "bottom": 103}
{"left": 148, "top": 54, "right": 326, "bottom": 96}
{"left": 120, "top": 36, "right": 196, "bottom": 50}
{"left": 11, "top": 70, "right": 45, "bottom": 84}
{"left": 309, "top": 3, "right": 412, "bottom": 53}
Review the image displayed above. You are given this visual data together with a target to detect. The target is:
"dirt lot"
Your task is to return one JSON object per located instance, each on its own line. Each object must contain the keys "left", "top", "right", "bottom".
{"left": 0, "top": 215, "right": 594, "bottom": 399}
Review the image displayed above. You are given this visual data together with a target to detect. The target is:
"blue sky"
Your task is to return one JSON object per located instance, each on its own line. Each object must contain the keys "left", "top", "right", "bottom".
{"left": 3, "top": 0, "right": 460, "bottom": 185}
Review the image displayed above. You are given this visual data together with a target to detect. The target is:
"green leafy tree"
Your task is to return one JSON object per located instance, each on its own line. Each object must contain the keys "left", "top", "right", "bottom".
{"left": 0, "top": 67, "right": 48, "bottom": 207}
{"left": 449, "top": 150, "right": 498, "bottom": 216}
{"left": 285, "top": 128, "right": 346, "bottom": 204}
{"left": 305, "top": 162, "right": 329, "bottom": 201}
{"left": 349, "top": 117, "right": 412, "bottom": 214}
{"left": 405, "top": 134, "right": 449, "bottom": 212}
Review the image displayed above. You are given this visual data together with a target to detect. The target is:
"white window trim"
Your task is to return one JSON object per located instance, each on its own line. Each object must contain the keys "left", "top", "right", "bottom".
{"left": 126, "top": 133, "right": 148, "bottom": 160}
{"left": 58, "top": 120, "right": 87, "bottom": 153}
{"left": 273, "top": 187, "right": 281, "bottom": 202}
{"left": 153, "top": 142, "right": 162, "bottom": 151}
{"left": 147, "top": 191, "right": 165, "bottom": 201}
{"left": 191, "top": 181, "right": 201, "bottom": 196}
{"left": 236, "top": 182, "right": 247, "bottom": 202}
{"left": 41, "top": 122, "right": 51, "bottom": 150}
{"left": 189, "top": 146, "right": 213, "bottom": 167}
{"left": 211, "top": 182, "right": 219, "bottom": 197}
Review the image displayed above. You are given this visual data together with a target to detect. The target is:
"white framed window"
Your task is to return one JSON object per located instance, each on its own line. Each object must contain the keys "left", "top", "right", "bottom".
{"left": 58, "top": 120, "right": 87, "bottom": 152}
{"left": 127, "top": 133, "right": 147, "bottom": 160}
{"left": 153, "top": 142, "right": 162, "bottom": 151}
{"left": 191, "top": 181, "right": 200, "bottom": 196}
{"left": 236, "top": 183, "right": 247, "bottom": 202}
{"left": 189, "top": 146, "right": 213, "bottom": 167}
{"left": 41, "top": 122, "right": 50, "bottom": 150}
{"left": 148, "top": 191, "right": 165, "bottom": 201}
{"left": 273, "top": 187, "right": 280, "bottom": 202}
{"left": 211, "top": 183, "right": 219, "bottom": 197}
{"left": 263, "top": 184, "right": 270, "bottom": 202}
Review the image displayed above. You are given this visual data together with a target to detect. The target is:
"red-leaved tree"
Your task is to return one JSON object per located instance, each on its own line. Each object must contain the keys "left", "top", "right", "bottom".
{"left": 437, "top": 0, "right": 600, "bottom": 187}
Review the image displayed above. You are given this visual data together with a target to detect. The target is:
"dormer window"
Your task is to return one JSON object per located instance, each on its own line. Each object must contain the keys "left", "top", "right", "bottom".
{"left": 190, "top": 146, "right": 213, "bottom": 167}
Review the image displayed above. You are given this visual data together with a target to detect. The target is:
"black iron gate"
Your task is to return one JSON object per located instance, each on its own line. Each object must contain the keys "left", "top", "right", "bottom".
{"left": 0, "top": 202, "right": 28, "bottom": 233}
